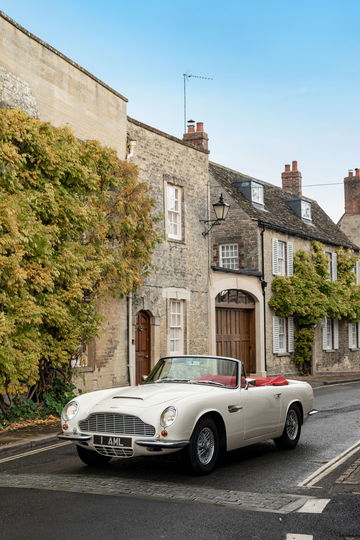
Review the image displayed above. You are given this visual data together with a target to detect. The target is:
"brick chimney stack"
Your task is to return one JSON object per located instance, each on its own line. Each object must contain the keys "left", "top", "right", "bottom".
{"left": 183, "top": 120, "right": 209, "bottom": 151}
{"left": 344, "top": 168, "right": 360, "bottom": 215}
{"left": 281, "top": 160, "right": 302, "bottom": 197}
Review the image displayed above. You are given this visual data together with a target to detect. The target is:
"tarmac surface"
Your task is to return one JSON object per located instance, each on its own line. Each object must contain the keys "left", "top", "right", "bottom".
{"left": 0, "top": 373, "right": 359, "bottom": 483}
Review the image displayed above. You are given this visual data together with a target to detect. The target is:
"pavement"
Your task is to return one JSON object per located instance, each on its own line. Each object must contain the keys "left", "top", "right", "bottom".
{"left": 0, "top": 372, "right": 359, "bottom": 468}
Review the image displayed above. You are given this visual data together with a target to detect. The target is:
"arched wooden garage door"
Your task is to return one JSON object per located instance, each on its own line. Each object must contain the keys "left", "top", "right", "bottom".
{"left": 216, "top": 289, "right": 256, "bottom": 374}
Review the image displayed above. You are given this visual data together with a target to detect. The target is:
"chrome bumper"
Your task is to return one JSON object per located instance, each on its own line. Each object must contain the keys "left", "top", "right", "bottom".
{"left": 58, "top": 432, "right": 92, "bottom": 442}
{"left": 135, "top": 438, "right": 190, "bottom": 449}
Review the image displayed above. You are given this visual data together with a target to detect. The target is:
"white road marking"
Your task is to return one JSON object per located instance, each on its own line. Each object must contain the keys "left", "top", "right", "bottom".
{"left": 297, "top": 498, "right": 330, "bottom": 513}
{"left": 298, "top": 439, "right": 360, "bottom": 487}
{"left": 286, "top": 535, "right": 313, "bottom": 540}
{"left": 0, "top": 441, "right": 71, "bottom": 464}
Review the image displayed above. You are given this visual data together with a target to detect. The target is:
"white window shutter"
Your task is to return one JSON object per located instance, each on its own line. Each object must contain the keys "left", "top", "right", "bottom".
{"left": 333, "top": 319, "right": 339, "bottom": 349}
{"left": 287, "top": 242, "right": 294, "bottom": 276}
{"left": 332, "top": 253, "right": 337, "bottom": 281}
{"left": 348, "top": 323, "right": 353, "bottom": 348}
{"left": 272, "top": 239, "right": 278, "bottom": 275}
{"left": 287, "top": 317, "right": 294, "bottom": 352}
{"left": 348, "top": 323, "right": 355, "bottom": 349}
{"left": 273, "top": 316, "right": 280, "bottom": 353}
{"left": 356, "top": 260, "right": 360, "bottom": 285}
{"left": 322, "top": 318, "right": 328, "bottom": 350}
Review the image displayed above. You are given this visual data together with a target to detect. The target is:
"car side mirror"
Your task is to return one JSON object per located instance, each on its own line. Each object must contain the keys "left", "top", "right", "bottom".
{"left": 245, "top": 378, "right": 256, "bottom": 390}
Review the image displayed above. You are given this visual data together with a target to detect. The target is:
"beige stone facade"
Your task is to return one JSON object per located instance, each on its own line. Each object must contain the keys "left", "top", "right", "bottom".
{"left": 2, "top": 10, "right": 359, "bottom": 390}
{"left": 0, "top": 12, "right": 130, "bottom": 392}
{"left": 0, "top": 13, "right": 127, "bottom": 158}
{"left": 127, "top": 118, "right": 211, "bottom": 383}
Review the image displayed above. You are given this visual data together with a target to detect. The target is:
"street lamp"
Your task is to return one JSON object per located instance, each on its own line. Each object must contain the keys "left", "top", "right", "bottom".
{"left": 201, "top": 193, "right": 230, "bottom": 237}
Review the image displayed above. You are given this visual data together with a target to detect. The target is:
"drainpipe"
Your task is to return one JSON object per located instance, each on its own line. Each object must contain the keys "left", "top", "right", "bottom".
{"left": 127, "top": 293, "right": 134, "bottom": 386}
{"left": 260, "top": 224, "right": 267, "bottom": 372}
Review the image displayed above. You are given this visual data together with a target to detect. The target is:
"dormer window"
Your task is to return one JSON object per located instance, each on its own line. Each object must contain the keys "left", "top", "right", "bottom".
{"left": 235, "top": 179, "right": 264, "bottom": 208}
{"left": 301, "top": 200, "right": 312, "bottom": 222}
{"left": 251, "top": 182, "right": 264, "bottom": 206}
{"left": 286, "top": 198, "right": 312, "bottom": 223}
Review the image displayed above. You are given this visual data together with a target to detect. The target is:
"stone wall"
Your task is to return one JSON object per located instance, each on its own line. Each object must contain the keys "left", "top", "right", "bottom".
{"left": 0, "top": 12, "right": 131, "bottom": 392}
{"left": 0, "top": 13, "right": 127, "bottom": 157}
{"left": 209, "top": 173, "right": 260, "bottom": 270}
{"left": 127, "top": 118, "right": 210, "bottom": 373}
{"left": 338, "top": 214, "right": 360, "bottom": 248}
{"left": 263, "top": 229, "right": 360, "bottom": 375}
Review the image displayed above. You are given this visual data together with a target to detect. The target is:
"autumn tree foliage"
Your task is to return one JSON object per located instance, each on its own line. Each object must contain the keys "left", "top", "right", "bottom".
{"left": 0, "top": 109, "right": 158, "bottom": 411}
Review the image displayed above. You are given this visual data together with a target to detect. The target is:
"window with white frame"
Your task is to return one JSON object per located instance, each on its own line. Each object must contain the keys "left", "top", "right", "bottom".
{"left": 325, "top": 251, "right": 337, "bottom": 281}
{"left": 219, "top": 243, "right": 239, "bottom": 269}
{"left": 272, "top": 238, "right": 293, "bottom": 276}
{"left": 168, "top": 299, "right": 184, "bottom": 354}
{"left": 322, "top": 317, "right": 339, "bottom": 350}
{"left": 273, "top": 316, "right": 294, "bottom": 354}
{"left": 301, "top": 200, "right": 312, "bottom": 222}
{"left": 251, "top": 182, "right": 264, "bottom": 206}
{"left": 167, "top": 184, "right": 182, "bottom": 240}
{"left": 348, "top": 321, "right": 360, "bottom": 349}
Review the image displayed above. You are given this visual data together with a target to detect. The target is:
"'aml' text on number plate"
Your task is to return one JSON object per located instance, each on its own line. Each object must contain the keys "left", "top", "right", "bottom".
{"left": 93, "top": 435, "right": 132, "bottom": 447}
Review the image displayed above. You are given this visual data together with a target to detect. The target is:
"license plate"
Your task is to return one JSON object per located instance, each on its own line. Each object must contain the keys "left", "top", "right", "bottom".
{"left": 93, "top": 435, "right": 132, "bottom": 448}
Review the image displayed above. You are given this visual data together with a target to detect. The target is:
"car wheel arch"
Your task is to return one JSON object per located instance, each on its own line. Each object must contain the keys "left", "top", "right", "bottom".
{"left": 287, "top": 400, "right": 303, "bottom": 424}
{"left": 193, "top": 411, "right": 227, "bottom": 452}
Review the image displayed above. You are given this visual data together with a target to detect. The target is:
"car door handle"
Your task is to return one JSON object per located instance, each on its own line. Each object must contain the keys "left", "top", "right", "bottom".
{"left": 228, "top": 404, "right": 243, "bottom": 413}
{"left": 274, "top": 393, "right": 281, "bottom": 398}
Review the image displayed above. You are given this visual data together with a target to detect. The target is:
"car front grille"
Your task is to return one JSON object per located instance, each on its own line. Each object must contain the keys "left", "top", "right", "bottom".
{"left": 79, "top": 413, "right": 155, "bottom": 437}
{"left": 94, "top": 445, "right": 134, "bottom": 458}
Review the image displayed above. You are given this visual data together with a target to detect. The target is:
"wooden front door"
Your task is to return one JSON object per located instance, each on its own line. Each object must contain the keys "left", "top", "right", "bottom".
{"left": 216, "top": 304, "right": 256, "bottom": 374}
{"left": 135, "top": 311, "right": 151, "bottom": 384}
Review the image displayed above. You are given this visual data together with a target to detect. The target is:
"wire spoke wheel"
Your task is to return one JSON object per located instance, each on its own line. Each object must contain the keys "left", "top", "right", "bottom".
{"left": 197, "top": 426, "right": 215, "bottom": 465}
{"left": 274, "top": 404, "right": 301, "bottom": 450}
{"left": 285, "top": 408, "right": 299, "bottom": 440}
{"left": 178, "top": 416, "right": 219, "bottom": 474}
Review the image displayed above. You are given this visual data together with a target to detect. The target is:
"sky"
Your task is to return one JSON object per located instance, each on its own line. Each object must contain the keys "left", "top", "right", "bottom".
{"left": 2, "top": 0, "right": 360, "bottom": 223}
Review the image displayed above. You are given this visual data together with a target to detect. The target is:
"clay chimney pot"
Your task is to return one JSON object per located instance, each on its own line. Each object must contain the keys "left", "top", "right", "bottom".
{"left": 292, "top": 160, "right": 298, "bottom": 172}
{"left": 356, "top": 168, "right": 360, "bottom": 178}
{"left": 188, "top": 124, "right": 195, "bottom": 133}
{"left": 285, "top": 164, "right": 290, "bottom": 172}
{"left": 196, "top": 122, "right": 204, "bottom": 132}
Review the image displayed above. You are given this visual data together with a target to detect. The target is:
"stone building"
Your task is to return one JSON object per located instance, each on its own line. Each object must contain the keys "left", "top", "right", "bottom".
{"left": 127, "top": 119, "right": 210, "bottom": 385}
{"left": 209, "top": 160, "right": 360, "bottom": 375}
{"left": 2, "top": 11, "right": 359, "bottom": 388}
{"left": 0, "top": 12, "right": 212, "bottom": 391}
{"left": 338, "top": 168, "right": 360, "bottom": 245}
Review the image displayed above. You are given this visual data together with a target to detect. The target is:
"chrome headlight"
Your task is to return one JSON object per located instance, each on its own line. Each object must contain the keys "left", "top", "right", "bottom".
{"left": 160, "top": 406, "right": 177, "bottom": 428}
{"left": 62, "top": 400, "right": 79, "bottom": 422}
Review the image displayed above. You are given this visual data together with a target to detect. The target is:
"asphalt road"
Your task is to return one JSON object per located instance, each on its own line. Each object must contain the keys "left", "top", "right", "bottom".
{"left": 0, "top": 382, "right": 359, "bottom": 540}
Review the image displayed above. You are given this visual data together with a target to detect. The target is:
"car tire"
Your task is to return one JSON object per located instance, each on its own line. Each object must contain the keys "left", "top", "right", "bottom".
{"left": 178, "top": 416, "right": 219, "bottom": 475}
{"left": 76, "top": 445, "right": 112, "bottom": 466}
{"left": 274, "top": 404, "right": 301, "bottom": 450}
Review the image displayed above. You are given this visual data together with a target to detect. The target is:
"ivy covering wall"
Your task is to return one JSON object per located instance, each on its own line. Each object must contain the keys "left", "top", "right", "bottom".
{"left": 269, "top": 241, "right": 360, "bottom": 373}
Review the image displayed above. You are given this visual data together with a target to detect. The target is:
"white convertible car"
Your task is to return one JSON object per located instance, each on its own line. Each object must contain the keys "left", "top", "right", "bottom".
{"left": 59, "top": 355, "right": 317, "bottom": 474}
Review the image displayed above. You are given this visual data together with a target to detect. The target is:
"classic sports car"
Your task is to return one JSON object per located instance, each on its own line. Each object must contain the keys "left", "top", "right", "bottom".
{"left": 59, "top": 355, "right": 317, "bottom": 474}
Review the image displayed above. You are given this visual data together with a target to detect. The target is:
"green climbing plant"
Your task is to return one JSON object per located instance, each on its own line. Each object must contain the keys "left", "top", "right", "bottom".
{"left": 269, "top": 241, "right": 360, "bottom": 374}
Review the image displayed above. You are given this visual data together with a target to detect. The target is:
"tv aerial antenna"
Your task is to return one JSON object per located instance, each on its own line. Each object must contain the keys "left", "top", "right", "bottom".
{"left": 183, "top": 73, "right": 213, "bottom": 133}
